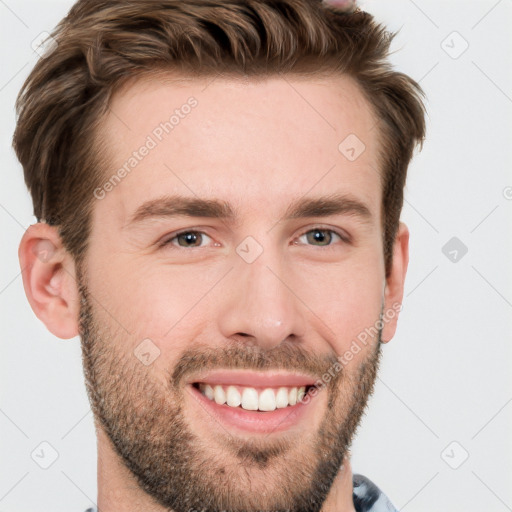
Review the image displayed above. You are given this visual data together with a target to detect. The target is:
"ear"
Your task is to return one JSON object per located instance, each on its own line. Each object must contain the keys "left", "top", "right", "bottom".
{"left": 18, "top": 222, "right": 80, "bottom": 339}
{"left": 380, "top": 221, "right": 409, "bottom": 343}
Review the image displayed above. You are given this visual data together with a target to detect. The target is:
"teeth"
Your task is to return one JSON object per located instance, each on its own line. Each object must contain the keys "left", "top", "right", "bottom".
{"left": 198, "top": 383, "right": 313, "bottom": 411}
{"left": 203, "top": 384, "right": 214, "bottom": 400}
{"left": 275, "top": 387, "right": 289, "bottom": 409}
{"left": 241, "top": 388, "right": 259, "bottom": 410}
{"left": 259, "top": 388, "right": 276, "bottom": 411}
{"left": 213, "top": 385, "right": 226, "bottom": 405}
{"left": 288, "top": 387, "right": 297, "bottom": 406}
{"left": 226, "top": 385, "right": 241, "bottom": 407}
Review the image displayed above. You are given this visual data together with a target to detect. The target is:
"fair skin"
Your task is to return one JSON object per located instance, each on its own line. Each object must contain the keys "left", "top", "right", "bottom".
{"left": 19, "top": 73, "right": 408, "bottom": 512}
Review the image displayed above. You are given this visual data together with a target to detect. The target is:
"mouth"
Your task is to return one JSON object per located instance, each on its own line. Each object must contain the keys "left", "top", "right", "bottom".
{"left": 185, "top": 370, "right": 321, "bottom": 434}
{"left": 191, "top": 382, "right": 317, "bottom": 411}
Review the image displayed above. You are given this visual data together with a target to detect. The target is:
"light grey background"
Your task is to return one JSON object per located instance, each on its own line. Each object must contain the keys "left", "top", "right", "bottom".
{"left": 1, "top": 1, "right": 511, "bottom": 511}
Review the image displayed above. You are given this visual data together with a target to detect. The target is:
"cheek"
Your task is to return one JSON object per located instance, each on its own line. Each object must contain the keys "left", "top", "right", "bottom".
{"left": 86, "top": 231, "right": 385, "bottom": 361}
{"left": 295, "top": 254, "right": 384, "bottom": 354}
{"left": 91, "top": 258, "right": 222, "bottom": 342}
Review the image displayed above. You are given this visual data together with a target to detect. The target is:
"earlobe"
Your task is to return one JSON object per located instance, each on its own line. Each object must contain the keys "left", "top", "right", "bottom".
{"left": 18, "top": 223, "right": 80, "bottom": 340}
{"left": 380, "top": 221, "right": 409, "bottom": 343}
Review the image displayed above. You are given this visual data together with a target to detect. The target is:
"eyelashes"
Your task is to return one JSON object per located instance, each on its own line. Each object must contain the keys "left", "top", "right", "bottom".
{"left": 159, "top": 226, "right": 350, "bottom": 250}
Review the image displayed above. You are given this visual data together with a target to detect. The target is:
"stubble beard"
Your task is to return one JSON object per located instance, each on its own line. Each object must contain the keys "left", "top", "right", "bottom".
{"left": 76, "top": 272, "right": 383, "bottom": 512}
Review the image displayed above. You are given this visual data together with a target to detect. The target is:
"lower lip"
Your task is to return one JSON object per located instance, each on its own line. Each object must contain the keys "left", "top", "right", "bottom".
{"left": 186, "top": 384, "right": 318, "bottom": 435}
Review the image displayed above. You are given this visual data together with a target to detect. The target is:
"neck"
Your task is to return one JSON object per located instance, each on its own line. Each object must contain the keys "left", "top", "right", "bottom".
{"left": 96, "top": 428, "right": 165, "bottom": 512}
{"left": 96, "top": 427, "right": 356, "bottom": 512}
{"left": 320, "top": 455, "right": 356, "bottom": 512}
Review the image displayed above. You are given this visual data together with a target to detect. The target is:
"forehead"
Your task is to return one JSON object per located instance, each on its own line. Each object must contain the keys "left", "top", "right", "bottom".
{"left": 95, "top": 72, "right": 382, "bottom": 229}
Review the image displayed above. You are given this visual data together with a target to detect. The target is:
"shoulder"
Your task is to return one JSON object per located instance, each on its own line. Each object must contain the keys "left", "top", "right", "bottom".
{"left": 352, "top": 473, "right": 399, "bottom": 512}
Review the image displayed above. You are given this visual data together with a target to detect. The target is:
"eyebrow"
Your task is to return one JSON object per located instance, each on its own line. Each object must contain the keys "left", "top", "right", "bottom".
{"left": 124, "top": 192, "right": 373, "bottom": 229}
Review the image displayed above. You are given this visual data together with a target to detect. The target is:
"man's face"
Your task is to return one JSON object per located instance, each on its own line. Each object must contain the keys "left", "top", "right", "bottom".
{"left": 79, "top": 73, "right": 390, "bottom": 511}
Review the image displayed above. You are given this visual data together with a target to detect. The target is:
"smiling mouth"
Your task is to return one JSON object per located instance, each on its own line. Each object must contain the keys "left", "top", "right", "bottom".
{"left": 191, "top": 382, "right": 317, "bottom": 412}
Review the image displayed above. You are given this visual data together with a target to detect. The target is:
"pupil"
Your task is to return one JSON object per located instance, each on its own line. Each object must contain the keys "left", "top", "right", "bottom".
{"left": 181, "top": 232, "right": 199, "bottom": 246}
{"left": 309, "top": 229, "right": 330, "bottom": 246}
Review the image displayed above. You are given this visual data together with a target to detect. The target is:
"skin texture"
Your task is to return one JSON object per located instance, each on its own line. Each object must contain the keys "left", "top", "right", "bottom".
{"left": 19, "top": 73, "right": 409, "bottom": 512}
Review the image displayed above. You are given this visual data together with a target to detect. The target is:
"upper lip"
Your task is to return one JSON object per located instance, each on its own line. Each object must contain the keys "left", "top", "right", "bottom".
{"left": 187, "top": 370, "right": 317, "bottom": 388}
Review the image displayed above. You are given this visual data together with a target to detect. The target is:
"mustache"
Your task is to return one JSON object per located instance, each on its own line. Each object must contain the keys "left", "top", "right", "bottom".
{"left": 170, "top": 341, "right": 342, "bottom": 390}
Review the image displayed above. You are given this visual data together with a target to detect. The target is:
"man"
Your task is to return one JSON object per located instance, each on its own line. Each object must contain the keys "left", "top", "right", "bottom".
{"left": 14, "top": 0, "right": 426, "bottom": 510}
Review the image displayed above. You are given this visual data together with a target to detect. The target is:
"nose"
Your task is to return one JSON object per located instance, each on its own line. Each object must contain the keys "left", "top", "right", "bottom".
{"left": 217, "top": 245, "right": 306, "bottom": 351}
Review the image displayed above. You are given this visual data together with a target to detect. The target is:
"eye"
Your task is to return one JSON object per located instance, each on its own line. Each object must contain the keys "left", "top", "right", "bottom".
{"left": 159, "top": 230, "right": 214, "bottom": 249}
{"left": 294, "top": 227, "right": 349, "bottom": 248}
{"left": 158, "top": 227, "right": 350, "bottom": 251}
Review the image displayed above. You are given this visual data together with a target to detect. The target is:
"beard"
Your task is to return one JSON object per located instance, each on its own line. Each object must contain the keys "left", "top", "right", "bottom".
{"left": 76, "top": 269, "right": 383, "bottom": 512}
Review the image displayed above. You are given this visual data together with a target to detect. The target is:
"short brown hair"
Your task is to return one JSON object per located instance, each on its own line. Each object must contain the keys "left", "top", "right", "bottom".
{"left": 13, "top": 0, "right": 425, "bottom": 277}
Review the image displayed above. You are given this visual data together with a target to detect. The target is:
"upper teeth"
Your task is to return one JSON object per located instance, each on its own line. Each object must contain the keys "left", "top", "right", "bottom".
{"left": 198, "top": 384, "right": 308, "bottom": 411}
